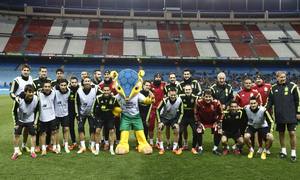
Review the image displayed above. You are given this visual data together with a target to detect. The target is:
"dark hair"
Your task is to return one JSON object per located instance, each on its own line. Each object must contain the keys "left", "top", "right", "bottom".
{"left": 56, "top": 68, "right": 64, "bottom": 74}
{"left": 58, "top": 79, "right": 68, "bottom": 85}
{"left": 249, "top": 96, "right": 257, "bottom": 101}
{"left": 203, "top": 89, "right": 213, "bottom": 96}
{"left": 169, "top": 72, "right": 176, "bottom": 76}
{"left": 21, "top": 64, "right": 31, "bottom": 70}
{"left": 70, "top": 76, "right": 78, "bottom": 81}
{"left": 183, "top": 69, "right": 191, "bottom": 74}
{"left": 94, "top": 69, "right": 101, "bottom": 74}
{"left": 143, "top": 80, "right": 151, "bottom": 85}
{"left": 24, "top": 84, "right": 34, "bottom": 92}
{"left": 229, "top": 100, "right": 238, "bottom": 105}
{"left": 243, "top": 76, "right": 252, "bottom": 81}
{"left": 43, "top": 80, "right": 52, "bottom": 86}
{"left": 39, "top": 66, "right": 47, "bottom": 71}
{"left": 169, "top": 87, "right": 177, "bottom": 92}
{"left": 103, "top": 84, "right": 111, "bottom": 89}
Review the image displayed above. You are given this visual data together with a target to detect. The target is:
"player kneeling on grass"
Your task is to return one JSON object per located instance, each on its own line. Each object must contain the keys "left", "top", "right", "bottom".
{"left": 194, "top": 89, "right": 223, "bottom": 155}
{"left": 221, "top": 101, "right": 244, "bottom": 155}
{"left": 156, "top": 88, "right": 184, "bottom": 155}
{"left": 38, "top": 80, "right": 57, "bottom": 156}
{"left": 92, "top": 85, "right": 120, "bottom": 155}
{"left": 11, "top": 84, "right": 39, "bottom": 160}
{"left": 243, "top": 97, "right": 274, "bottom": 160}
{"left": 54, "top": 79, "right": 71, "bottom": 153}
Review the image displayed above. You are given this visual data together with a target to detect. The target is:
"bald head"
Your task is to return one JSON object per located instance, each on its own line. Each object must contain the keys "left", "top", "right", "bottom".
{"left": 217, "top": 72, "right": 226, "bottom": 85}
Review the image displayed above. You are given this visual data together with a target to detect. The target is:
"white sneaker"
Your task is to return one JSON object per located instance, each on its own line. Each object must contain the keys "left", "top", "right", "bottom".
{"left": 266, "top": 149, "right": 271, "bottom": 155}
{"left": 110, "top": 149, "right": 115, "bottom": 155}
{"left": 93, "top": 150, "right": 99, "bottom": 156}
{"left": 256, "top": 147, "right": 263, "bottom": 154}
{"left": 65, "top": 146, "right": 70, "bottom": 153}
{"left": 57, "top": 144, "right": 61, "bottom": 153}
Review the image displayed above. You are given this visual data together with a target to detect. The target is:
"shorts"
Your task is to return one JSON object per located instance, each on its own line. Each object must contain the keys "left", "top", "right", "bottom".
{"left": 95, "top": 118, "right": 114, "bottom": 130}
{"left": 40, "top": 120, "right": 57, "bottom": 133}
{"left": 276, "top": 123, "right": 297, "bottom": 132}
{"left": 56, "top": 116, "right": 69, "bottom": 128}
{"left": 120, "top": 113, "right": 144, "bottom": 131}
{"left": 246, "top": 126, "right": 269, "bottom": 140}
{"left": 14, "top": 121, "right": 36, "bottom": 136}
{"left": 222, "top": 131, "right": 241, "bottom": 140}
{"left": 78, "top": 115, "right": 95, "bottom": 133}
{"left": 160, "top": 117, "right": 178, "bottom": 129}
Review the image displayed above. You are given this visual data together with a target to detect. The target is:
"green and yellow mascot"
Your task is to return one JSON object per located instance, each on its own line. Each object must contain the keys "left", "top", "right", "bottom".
{"left": 111, "top": 69, "right": 154, "bottom": 155}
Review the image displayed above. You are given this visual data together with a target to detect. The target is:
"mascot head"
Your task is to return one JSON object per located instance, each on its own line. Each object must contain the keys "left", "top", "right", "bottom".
{"left": 111, "top": 69, "right": 145, "bottom": 101}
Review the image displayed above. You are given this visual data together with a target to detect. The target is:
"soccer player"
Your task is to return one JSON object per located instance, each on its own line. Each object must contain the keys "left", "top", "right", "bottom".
{"left": 93, "top": 85, "right": 120, "bottom": 155}
{"left": 99, "top": 70, "right": 117, "bottom": 149}
{"left": 252, "top": 74, "right": 272, "bottom": 155}
{"left": 10, "top": 64, "right": 33, "bottom": 153}
{"left": 54, "top": 79, "right": 71, "bottom": 153}
{"left": 163, "top": 72, "right": 179, "bottom": 149}
{"left": 178, "top": 69, "right": 202, "bottom": 149}
{"left": 221, "top": 101, "right": 244, "bottom": 155}
{"left": 51, "top": 68, "right": 65, "bottom": 88}
{"left": 92, "top": 69, "right": 102, "bottom": 85}
{"left": 33, "top": 66, "right": 51, "bottom": 152}
{"left": 178, "top": 84, "right": 199, "bottom": 154}
{"left": 244, "top": 97, "right": 274, "bottom": 160}
{"left": 11, "top": 84, "right": 38, "bottom": 160}
{"left": 139, "top": 80, "right": 154, "bottom": 139}
{"left": 156, "top": 88, "right": 183, "bottom": 155}
{"left": 149, "top": 73, "right": 166, "bottom": 147}
{"left": 210, "top": 72, "right": 234, "bottom": 109}
{"left": 38, "top": 80, "right": 57, "bottom": 155}
{"left": 266, "top": 71, "right": 300, "bottom": 162}
{"left": 75, "top": 77, "right": 98, "bottom": 154}
{"left": 68, "top": 76, "right": 79, "bottom": 150}
{"left": 194, "top": 89, "right": 223, "bottom": 155}
{"left": 178, "top": 69, "right": 202, "bottom": 96}
{"left": 80, "top": 71, "right": 89, "bottom": 86}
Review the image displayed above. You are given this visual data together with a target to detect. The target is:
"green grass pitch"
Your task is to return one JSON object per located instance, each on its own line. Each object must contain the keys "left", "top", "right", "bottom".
{"left": 0, "top": 95, "right": 300, "bottom": 179}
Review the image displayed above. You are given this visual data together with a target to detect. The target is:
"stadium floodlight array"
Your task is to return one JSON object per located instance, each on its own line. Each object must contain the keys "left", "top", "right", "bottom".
{"left": 101, "top": 33, "right": 111, "bottom": 41}
{"left": 63, "top": 33, "right": 73, "bottom": 39}
{"left": 207, "top": 36, "right": 217, "bottom": 43}
{"left": 279, "top": 36, "right": 291, "bottom": 43}
{"left": 137, "top": 35, "right": 147, "bottom": 41}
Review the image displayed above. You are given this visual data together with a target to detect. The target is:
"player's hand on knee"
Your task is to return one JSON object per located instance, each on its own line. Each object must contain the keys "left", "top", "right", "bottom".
{"left": 173, "top": 123, "right": 179, "bottom": 130}
{"left": 158, "top": 122, "right": 164, "bottom": 131}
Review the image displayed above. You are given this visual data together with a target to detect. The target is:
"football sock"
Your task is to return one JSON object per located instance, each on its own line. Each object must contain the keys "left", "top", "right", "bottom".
{"left": 159, "top": 141, "right": 164, "bottom": 150}
{"left": 80, "top": 141, "right": 86, "bottom": 148}
{"left": 213, "top": 146, "right": 218, "bottom": 151}
{"left": 183, "top": 139, "right": 188, "bottom": 146}
{"left": 53, "top": 144, "right": 57, "bottom": 150}
{"left": 110, "top": 145, "right": 114, "bottom": 151}
{"left": 149, "top": 139, "right": 154, "bottom": 145}
{"left": 95, "top": 143, "right": 100, "bottom": 151}
{"left": 249, "top": 147, "right": 254, "bottom": 152}
{"left": 291, "top": 149, "right": 296, "bottom": 157}
{"left": 64, "top": 142, "right": 68, "bottom": 148}
{"left": 173, "top": 142, "right": 178, "bottom": 150}
{"left": 281, "top": 147, "right": 287, "bottom": 155}
{"left": 14, "top": 147, "right": 19, "bottom": 153}
{"left": 91, "top": 141, "right": 95, "bottom": 148}
{"left": 30, "top": 147, "right": 35, "bottom": 153}
{"left": 42, "top": 145, "right": 46, "bottom": 151}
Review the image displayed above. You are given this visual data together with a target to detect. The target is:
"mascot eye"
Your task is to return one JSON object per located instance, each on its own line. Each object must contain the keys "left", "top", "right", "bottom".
{"left": 118, "top": 87, "right": 121, "bottom": 90}
{"left": 135, "top": 87, "right": 138, "bottom": 90}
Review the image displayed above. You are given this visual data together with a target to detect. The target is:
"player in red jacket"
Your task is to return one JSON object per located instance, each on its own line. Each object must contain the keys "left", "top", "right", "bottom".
{"left": 235, "top": 76, "right": 262, "bottom": 108}
{"left": 149, "top": 73, "right": 166, "bottom": 146}
{"left": 194, "top": 89, "right": 223, "bottom": 155}
{"left": 252, "top": 74, "right": 271, "bottom": 106}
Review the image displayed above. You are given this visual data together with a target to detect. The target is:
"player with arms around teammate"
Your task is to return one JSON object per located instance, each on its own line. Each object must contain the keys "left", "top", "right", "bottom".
{"left": 38, "top": 80, "right": 57, "bottom": 155}
{"left": 93, "top": 85, "right": 120, "bottom": 155}
{"left": 156, "top": 87, "right": 184, "bottom": 155}
{"left": 68, "top": 76, "right": 79, "bottom": 150}
{"left": 75, "top": 77, "right": 99, "bottom": 154}
{"left": 11, "top": 85, "right": 39, "bottom": 160}
{"left": 54, "top": 79, "right": 71, "bottom": 153}
{"left": 244, "top": 97, "right": 274, "bottom": 160}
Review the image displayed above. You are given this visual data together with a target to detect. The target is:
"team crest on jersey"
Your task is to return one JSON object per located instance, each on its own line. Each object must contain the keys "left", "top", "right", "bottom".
{"left": 250, "top": 93, "right": 253, "bottom": 97}
{"left": 191, "top": 84, "right": 194, "bottom": 88}
{"left": 225, "top": 89, "right": 228, "bottom": 96}
{"left": 284, "top": 87, "right": 289, "bottom": 95}
{"left": 275, "top": 89, "right": 278, "bottom": 93}
{"left": 264, "top": 87, "right": 268, "bottom": 92}
{"left": 235, "top": 115, "right": 240, "bottom": 119}
{"left": 109, "top": 100, "right": 113, "bottom": 104}
{"left": 191, "top": 99, "right": 194, "bottom": 103}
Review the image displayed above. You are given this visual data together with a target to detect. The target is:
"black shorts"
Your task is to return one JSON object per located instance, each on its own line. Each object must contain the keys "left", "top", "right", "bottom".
{"left": 161, "top": 117, "right": 178, "bottom": 129}
{"left": 246, "top": 126, "right": 269, "bottom": 140}
{"left": 223, "top": 131, "right": 241, "bottom": 140}
{"left": 95, "top": 118, "right": 114, "bottom": 130}
{"left": 56, "top": 116, "right": 69, "bottom": 128}
{"left": 14, "top": 121, "right": 36, "bottom": 136}
{"left": 276, "top": 123, "right": 297, "bottom": 132}
{"left": 40, "top": 120, "right": 57, "bottom": 133}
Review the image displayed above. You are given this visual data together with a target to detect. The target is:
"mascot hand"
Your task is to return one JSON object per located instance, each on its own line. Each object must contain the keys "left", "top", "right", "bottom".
{"left": 144, "top": 97, "right": 154, "bottom": 105}
{"left": 112, "top": 107, "right": 122, "bottom": 117}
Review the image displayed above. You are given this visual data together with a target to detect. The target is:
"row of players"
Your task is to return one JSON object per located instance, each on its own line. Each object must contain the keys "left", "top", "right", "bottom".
{"left": 9, "top": 64, "right": 300, "bottom": 162}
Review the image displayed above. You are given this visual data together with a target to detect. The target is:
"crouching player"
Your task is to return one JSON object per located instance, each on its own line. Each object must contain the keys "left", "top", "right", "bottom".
{"left": 38, "top": 80, "right": 57, "bottom": 155}
{"left": 244, "top": 97, "right": 274, "bottom": 160}
{"left": 11, "top": 85, "right": 38, "bottom": 160}
{"left": 54, "top": 79, "right": 71, "bottom": 153}
{"left": 194, "top": 89, "right": 223, "bottom": 155}
{"left": 92, "top": 85, "right": 120, "bottom": 155}
{"left": 156, "top": 88, "right": 184, "bottom": 155}
{"left": 221, "top": 101, "right": 244, "bottom": 155}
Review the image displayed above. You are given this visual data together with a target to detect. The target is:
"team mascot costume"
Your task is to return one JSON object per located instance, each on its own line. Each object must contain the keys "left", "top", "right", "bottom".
{"left": 111, "top": 69, "right": 153, "bottom": 155}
